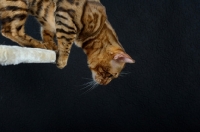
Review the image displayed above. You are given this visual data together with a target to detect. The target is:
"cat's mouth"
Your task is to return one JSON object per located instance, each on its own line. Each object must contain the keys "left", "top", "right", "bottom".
{"left": 92, "top": 71, "right": 112, "bottom": 85}
{"left": 94, "top": 77, "right": 112, "bottom": 85}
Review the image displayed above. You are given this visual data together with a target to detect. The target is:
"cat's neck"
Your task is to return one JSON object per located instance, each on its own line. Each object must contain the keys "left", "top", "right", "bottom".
{"left": 82, "top": 21, "right": 124, "bottom": 54}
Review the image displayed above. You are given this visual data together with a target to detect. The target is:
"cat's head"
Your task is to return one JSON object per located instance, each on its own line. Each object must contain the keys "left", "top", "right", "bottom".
{"left": 75, "top": 1, "right": 135, "bottom": 85}
{"left": 81, "top": 22, "right": 135, "bottom": 85}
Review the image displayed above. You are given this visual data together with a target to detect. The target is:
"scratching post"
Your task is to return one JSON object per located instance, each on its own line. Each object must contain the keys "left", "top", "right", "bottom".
{"left": 0, "top": 45, "right": 56, "bottom": 66}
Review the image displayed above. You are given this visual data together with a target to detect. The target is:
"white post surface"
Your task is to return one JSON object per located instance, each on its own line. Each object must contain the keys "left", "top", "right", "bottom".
{"left": 0, "top": 45, "right": 56, "bottom": 66}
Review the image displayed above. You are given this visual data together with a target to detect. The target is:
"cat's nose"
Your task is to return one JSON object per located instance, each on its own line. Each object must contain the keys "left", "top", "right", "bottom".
{"left": 94, "top": 76, "right": 102, "bottom": 83}
{"left": 95, "top": 77, "right": 104, "bottom": 85}
{"left": 96, "top": 78, "right": 102, "bottom": 83}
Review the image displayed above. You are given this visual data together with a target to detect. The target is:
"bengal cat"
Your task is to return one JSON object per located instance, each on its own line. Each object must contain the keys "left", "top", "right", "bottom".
{"left": 0, "top": 0, "right": 135, "bottom": 85}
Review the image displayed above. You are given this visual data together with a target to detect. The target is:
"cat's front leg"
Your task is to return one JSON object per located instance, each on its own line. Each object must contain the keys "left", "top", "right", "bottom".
{"left": 55, "top": 25, "right": 77, "bottom": 69}
{"left": 55, "top": 8, "right": 77, "bottom": 69}
{"left": 56, "top": 34, "right": 76, "bottom": 69}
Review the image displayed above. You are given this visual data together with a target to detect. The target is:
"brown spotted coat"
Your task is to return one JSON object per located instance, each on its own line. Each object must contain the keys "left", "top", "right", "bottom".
{"left": 0, "top": 0, "right": 134, "bottom": 85}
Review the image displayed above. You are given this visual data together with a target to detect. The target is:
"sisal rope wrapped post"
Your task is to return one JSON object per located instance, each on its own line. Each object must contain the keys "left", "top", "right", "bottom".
{"left": 0, "top": 45, "right": 56, "bottom": 66}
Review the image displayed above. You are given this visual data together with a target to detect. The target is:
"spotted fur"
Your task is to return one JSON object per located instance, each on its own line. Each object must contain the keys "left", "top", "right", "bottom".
{"left": 0, "top": 0, "right": 134, "bottom": 85}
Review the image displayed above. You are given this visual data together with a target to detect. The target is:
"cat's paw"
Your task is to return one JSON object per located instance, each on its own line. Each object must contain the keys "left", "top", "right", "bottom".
{"left": 56, "top": 53, "right": 68, "bottom": 69}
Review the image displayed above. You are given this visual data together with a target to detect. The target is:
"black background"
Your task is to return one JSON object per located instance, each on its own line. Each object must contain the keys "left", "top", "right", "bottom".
{"left": 0, "top": 0, "right": 200, "bottom": 131}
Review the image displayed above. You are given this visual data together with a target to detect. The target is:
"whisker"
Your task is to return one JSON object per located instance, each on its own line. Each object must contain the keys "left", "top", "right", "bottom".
{"left": 80, "top": 81, "right": 95, "bottom": 90}
{"left": 119, "top": 71, "right": 131, "bottom": 77}
{"left": 85, "top": 84, "right": 98, "bottom": 94}
{"left": 75, "top": 77, "right": 94, "bottom": 87}
{"left": 81, "top": 82, "right": 93, "bottom": 87}
{"left": 81, "top": 81, "right": 99, "bottom": 95}
{"left": 120, "top": 71, "right": 131, "bottom": 75}
{"left": 82, "top": 77, "right": 93, "bottom": 81}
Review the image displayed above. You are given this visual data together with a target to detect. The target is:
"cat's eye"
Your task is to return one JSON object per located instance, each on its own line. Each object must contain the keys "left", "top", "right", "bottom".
{"left": 107, "top": 73, "right": 118, "bottom": 78}
{"left": 107, "top": 74, "right": 113, "bottom": 78}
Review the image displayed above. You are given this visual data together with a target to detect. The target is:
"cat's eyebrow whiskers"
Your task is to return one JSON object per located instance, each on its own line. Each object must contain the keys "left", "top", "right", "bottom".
{"left": 82, "top": 77, "right": 93, "bottom": 81}
{"left": 119, "top": 71, "right": 131, "bottom": 77}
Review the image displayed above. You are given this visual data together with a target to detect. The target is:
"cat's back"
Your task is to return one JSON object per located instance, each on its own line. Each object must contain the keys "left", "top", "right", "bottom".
{"left": 0, "top": 0, "right": 55, "bottom": 11}
{"left": 0, "top": 0, "right": 101, "bottom": 14}
{"left": 0, "top": 0, "right": 29, "bottom": 8}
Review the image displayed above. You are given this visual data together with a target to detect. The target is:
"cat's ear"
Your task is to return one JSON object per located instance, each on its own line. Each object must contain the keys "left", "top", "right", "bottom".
{"left": 113, "top": 52, "right": 135, "bottom": 63}
{"left": 78, "top": 1, "right": 107, "bottom": 42}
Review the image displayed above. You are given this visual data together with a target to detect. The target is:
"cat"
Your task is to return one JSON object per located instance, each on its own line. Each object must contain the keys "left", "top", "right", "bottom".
{"left": 0, "top": 0, "right": 135, "bottom": 85}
